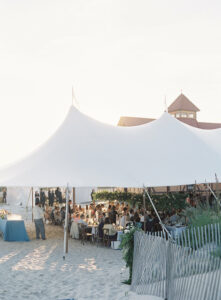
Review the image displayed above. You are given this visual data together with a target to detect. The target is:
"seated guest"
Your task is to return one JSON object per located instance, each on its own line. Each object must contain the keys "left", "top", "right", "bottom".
{"left": 60, "top": 207, "right": 65, "bottom": 222}
{"left": 129, "top": 209, "right": 134, "bottom": 222}
{"left": 44, "top": 205, "right": 51, "bottom": 224}
{"left": 134, "top": 212, "right": 142, "bottom": 228}
{"left": 50, "top": 207, "right": 55, "bottom": 223}
{"left": 73, "top": 213, "right": 80, "bottom": 222}
{"left": 54, "top": 206, "right": 62, "bottom": 225}
{"left": 169, "top": 210, "right": 179, "bottom": 224}
{"left": 78, "top": 214, "right": 87, "bottom": 226}
{"left": 103, "top": 218, "right": 117, "bottom": 240}
{"left": 146, "top": 215, "right": 154, "bottom": 232}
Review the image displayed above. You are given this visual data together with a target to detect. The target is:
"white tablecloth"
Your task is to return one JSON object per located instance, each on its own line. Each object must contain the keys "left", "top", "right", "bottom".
{"left": 165, "top": 225, "right": 186, "bottom": 238}
{"left": 91, "top": 226, "right": 98, "bottom": 235}
{"left": 117, "top": 231, "right": 123, "bottom": 241}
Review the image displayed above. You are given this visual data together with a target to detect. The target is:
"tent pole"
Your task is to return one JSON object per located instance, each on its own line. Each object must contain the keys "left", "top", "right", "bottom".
{"left": 205, "top": 180, "right": 219, "bottom": 207}
{"left": 145, "top": 187, "right": 172, "bottom": 239}
{"left": 73, "top": 187, "right": 76, "bottom": 212}
{"left": 32, "top": 187, "right": 34, "bottom": 222}
{"left": 215, "top": 174, "right": 219, "bottom": 198}
{"left": 63, "top": 183, "right": 69, "bottom": 260}
{"left": 143, "top": 187, "right": 146, "bottom": 232}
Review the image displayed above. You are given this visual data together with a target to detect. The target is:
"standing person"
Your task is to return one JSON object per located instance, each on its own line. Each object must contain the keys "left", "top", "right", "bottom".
{"left": 35, "top": 190, "right": 40, "bottom": 205}
{"left": 109, "top": 206, "right": 117, "bottom": 224}
{"left": 55, "top": 187, "right": 59, "bottom": 202}
{"left": 33, "top": 199, "right": 46, "bottom": 240}
{"left": 40, "top": 189, "right": 46, "bottom": 208}
{"left": 55, "top": 187, "right": 62, "bottom": 204}
{"left": 48, "top": 190, "right": 55, "bottom": 207}
{"left": 48, "top": 190, "right": 52, "bottom": 206}
{"left": 91, "top": 189, "right": 95, "bottom": 203}
{"left": 3, "top": 188, "right": 7, "bottom": 203}
{"left": 68, "top": 200, "right": 73, "bottom": 215}
{"left": 58, "top": 189, "right": 63, "bottom": 204}
{"left": 51, "top": 190, "right": 55, "bottom": 206}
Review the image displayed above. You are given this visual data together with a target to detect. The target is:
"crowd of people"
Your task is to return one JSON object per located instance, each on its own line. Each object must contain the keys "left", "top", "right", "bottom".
{"left": 35, "top": 188, "right": 64, "bottom": 207}
{"left": 69, "top": 202, "right": 186, "bottom": 242}
{"left": 33, "top": 188, "right": 188, "bottom": 242}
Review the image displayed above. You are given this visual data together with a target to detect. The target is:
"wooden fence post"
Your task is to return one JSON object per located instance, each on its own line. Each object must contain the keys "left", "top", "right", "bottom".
{"left": 165, "top": 239, "right": 172, "bottom": 300}
{"left": 32, "top": 187, "right": 34, "bottom": 222}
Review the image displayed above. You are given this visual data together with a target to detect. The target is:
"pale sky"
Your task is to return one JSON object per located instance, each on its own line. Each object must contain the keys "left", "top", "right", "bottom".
{"left": 0, "top": 0, "right": 221, "bottom": 167}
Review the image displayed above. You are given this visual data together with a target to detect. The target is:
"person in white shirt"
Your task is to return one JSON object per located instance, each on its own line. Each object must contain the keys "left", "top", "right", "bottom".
{"left": 120, "top": 207, "right": 128, "bottom": 228}
{"left": 33, "top": 199, "right": 46, "bottom": 240}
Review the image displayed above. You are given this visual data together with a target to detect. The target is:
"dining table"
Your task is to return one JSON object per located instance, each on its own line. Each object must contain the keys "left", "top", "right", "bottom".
{"left": 0, "top": 219, "right": 30, "bottom": 242}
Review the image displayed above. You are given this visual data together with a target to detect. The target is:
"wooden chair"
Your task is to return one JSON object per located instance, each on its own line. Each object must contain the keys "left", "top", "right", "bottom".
{"left": 94, "top": 227, "right": 103, "bottom": 247}
{"left": 78, "top": 224, "right": 93, "bottom": 245}
{"left": 102, "top": 228, "right": 110, "bottom": 247}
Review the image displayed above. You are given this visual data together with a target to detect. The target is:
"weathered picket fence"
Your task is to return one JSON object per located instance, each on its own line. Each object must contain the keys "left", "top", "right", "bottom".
{"left": 131, "top": 224, "right": 221, "bottom": 300}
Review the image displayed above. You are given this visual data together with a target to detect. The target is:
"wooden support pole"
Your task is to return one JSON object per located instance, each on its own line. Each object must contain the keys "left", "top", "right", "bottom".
{"left": 143, "top": 188, "right": 146, "bottom": 232}
{"left": 206, "top": 185, "right": 209, "bottom": 206}
{"left": 165, "top": 239, "right": 172, "bottom": 300}
{"left": 32, "top": 187, "right": 34, "bottom": 222}
{"left": 63, "top": 184, "right": 69, "bottom": 260}
{"left": 72, "top": 187, "right": 76, "bottom": 212}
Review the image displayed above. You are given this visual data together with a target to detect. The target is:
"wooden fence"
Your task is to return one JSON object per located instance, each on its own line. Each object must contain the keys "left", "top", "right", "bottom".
{"left": 131, "top": 224, "right": 221, "bottom": 300}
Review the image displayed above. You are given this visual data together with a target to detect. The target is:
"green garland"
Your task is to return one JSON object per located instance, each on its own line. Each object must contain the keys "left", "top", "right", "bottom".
{"left": 94, "top": 191, "right": 187, "bottom": 214}
{"left": 120, "top": 227, "right": 141, "bottom": 284}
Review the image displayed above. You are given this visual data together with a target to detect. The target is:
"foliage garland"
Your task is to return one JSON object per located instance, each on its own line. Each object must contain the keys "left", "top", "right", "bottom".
{"left": 120, "top": 227, "right": 141, "bottom": 284}
{"left": 94, "top": 191, "right": 187, "bottom": 213}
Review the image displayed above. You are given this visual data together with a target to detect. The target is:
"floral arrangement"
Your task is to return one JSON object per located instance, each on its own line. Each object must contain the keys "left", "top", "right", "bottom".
{"left": 0, "top": 209, "right": 9, "bottom": 219}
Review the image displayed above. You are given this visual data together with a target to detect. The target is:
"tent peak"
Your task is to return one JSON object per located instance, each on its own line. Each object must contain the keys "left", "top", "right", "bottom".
{"left": 71, "top": 86, "right": 80, "bottom": 109}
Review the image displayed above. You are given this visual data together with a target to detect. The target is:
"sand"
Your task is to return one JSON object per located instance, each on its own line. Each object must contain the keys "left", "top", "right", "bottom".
{"left": 0, "top": 217, "right": 162, "bottom": 300}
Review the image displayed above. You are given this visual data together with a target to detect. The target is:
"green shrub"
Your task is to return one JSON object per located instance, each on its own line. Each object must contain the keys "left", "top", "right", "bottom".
{"left": 183, "top": 205, "right": 221, "bottom": 228}
{"left": 181, "top": 205, "right": 221, "bottom": 251}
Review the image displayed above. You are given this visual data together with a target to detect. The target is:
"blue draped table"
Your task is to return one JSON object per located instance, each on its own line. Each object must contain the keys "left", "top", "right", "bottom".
{"left": 0, "top": 219, "right": 30, "bottom": 241}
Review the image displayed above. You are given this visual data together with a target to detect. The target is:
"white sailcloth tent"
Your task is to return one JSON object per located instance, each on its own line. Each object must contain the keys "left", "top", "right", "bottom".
{"left": 0, "top": 105, "right": 221, "bottom": 188}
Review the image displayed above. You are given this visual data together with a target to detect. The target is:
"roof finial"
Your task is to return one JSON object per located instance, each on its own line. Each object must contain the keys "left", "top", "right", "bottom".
{"left": 181, "top": 89, "right": 183, "bottom": 94}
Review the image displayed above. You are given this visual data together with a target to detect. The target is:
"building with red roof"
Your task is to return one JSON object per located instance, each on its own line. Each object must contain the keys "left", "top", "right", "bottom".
{"left": 118, "top": 93, "right": 221, "bottom": 129}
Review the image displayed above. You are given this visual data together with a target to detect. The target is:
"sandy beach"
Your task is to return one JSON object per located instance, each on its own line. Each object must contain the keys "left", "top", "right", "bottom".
{"left": 0, "top": 218, "right": 162, "bottom": 300}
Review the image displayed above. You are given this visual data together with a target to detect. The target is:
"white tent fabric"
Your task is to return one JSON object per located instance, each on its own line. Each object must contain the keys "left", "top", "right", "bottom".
{"left": 0, "top": 106, "right": 221, "bottom": 187}
{"left": 75, "top": 187, "right": 95, "bottom": 204}
{"left": 6, "top": 187, "right": 32, "bottom": 207}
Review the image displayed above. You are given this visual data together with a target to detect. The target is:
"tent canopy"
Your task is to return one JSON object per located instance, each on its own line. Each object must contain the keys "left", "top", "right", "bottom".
{"left": 0, "top": 105, "right": 221, "bottom": 188}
